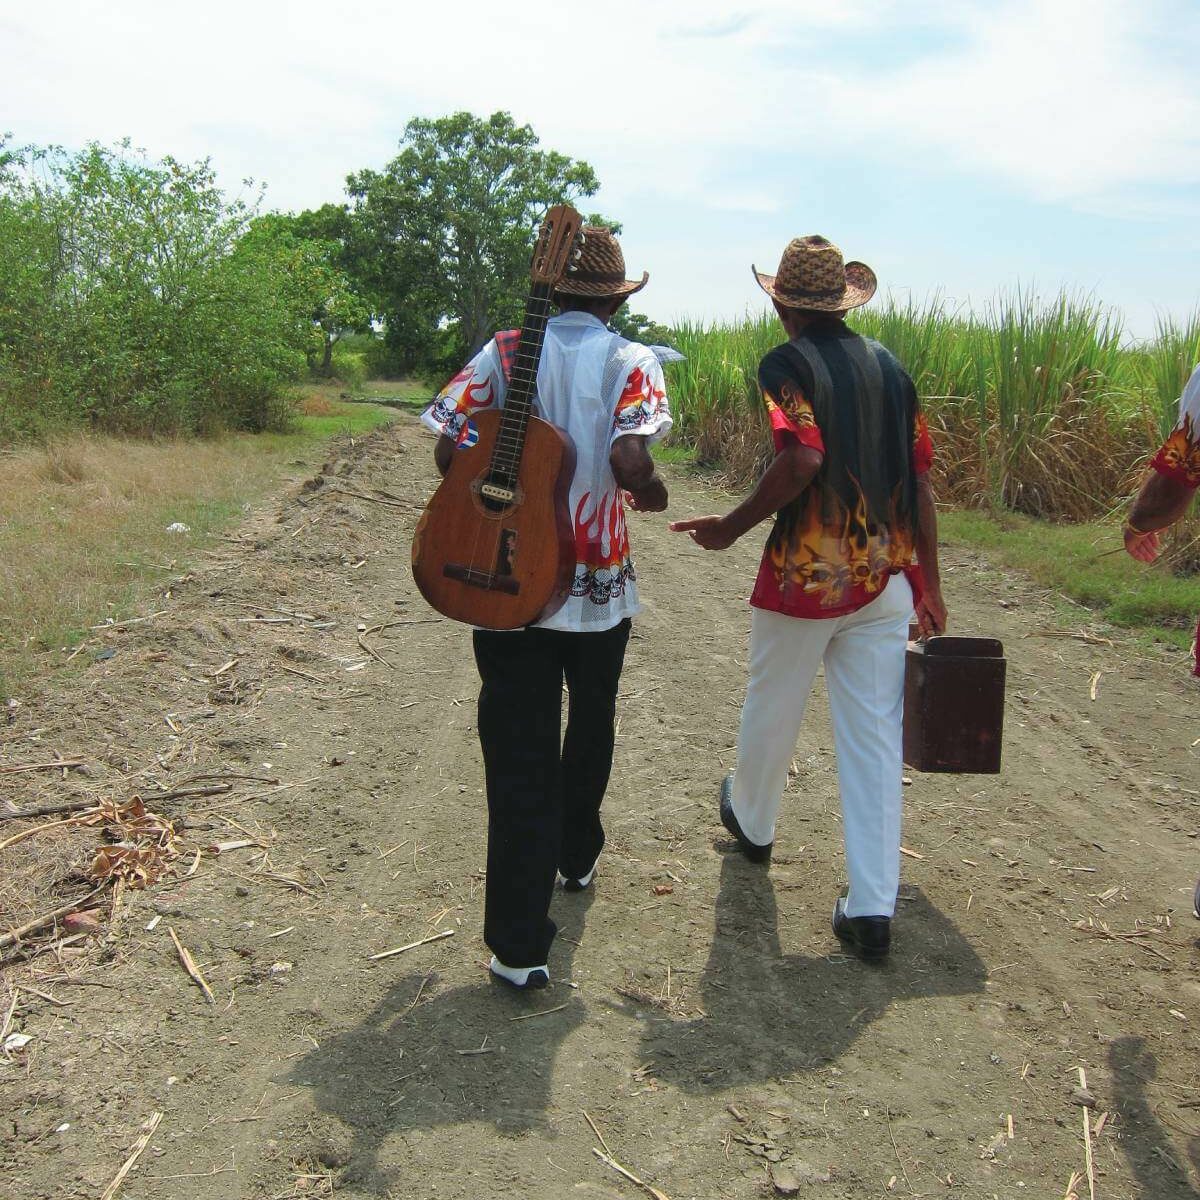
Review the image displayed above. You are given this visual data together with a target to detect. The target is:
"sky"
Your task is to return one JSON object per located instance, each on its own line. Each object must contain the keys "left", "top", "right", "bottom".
{"left": 3, "top": 0, "right": 1199, "bottom": 338}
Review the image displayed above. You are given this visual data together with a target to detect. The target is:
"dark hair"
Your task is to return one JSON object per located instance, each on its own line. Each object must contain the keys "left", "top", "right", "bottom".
{"left": 553, "top": 292, "right": 622, "bottom": 316}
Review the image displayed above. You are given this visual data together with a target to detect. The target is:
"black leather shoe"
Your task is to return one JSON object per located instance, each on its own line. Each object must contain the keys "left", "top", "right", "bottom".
{"left": 832, "top": 896, "right": 890, "bottom": 961}
{"left": 719, "top": 774, "right": 772, "bottom": 863}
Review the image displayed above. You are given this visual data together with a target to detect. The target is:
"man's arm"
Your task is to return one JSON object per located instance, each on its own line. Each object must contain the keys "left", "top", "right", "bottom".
{"left": 669, "top": 442, "right": 822, "bottom": 550}
{"left": 913, "top": 475, "right": 947, "bottom": 636}
{"left": 1125, "top": 471, "right": 1195, "bottom": 562}
{"left": 611, "top": 434, "right": 668, "bottom": 512}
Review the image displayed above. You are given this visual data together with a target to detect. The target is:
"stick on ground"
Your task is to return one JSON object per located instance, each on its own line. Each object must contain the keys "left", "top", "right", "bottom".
{"left": 168, "top": 927, "right": 215, "bottom": 1003}
{"left": 368, "top": 929, "right": 454, "bottom": 961}
{"left": 0, "top": 797, "right": 101, "bottom": 823}
{"left": 100, "top": 1111, "right": 163, "bottom": 1200}
{"left": 1079, "top": 1067, "right": 1096, "bottom": 1200}
{"left": 0, "top": 759, "right": 87, "bottom": 775}
{"left": 592, "top": 1147, "right": 672, "bottom": 1200}
{"left": 509, "top": 1003, "right": 568, "bottom": 1022}
{"left": 583, "top": 1110, "right": 614, "bottom": 1158}
{"left": 0, "top": 886, "right": 108, "bottom": 951}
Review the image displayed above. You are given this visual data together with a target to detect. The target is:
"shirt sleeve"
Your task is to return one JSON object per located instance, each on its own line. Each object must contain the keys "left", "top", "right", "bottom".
{"left": 912, "top": 408, "right": 934, "bottom": 476}
{"left": 757, "top": 350, "right": 825, "bottom": 456}
{"left": 420, "top": 341, "right": 505, "bottom": 445}
{"left": 610, "top": 351, "right": 673, "bottom": 447}
{"left": 1150, "top": 363, "right": 1200, "bottom": 488}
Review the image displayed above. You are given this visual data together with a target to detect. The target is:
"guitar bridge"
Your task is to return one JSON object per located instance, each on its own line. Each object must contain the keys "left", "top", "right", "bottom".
{"left": 443, "top": 564, "right": 520, "bottom": 595}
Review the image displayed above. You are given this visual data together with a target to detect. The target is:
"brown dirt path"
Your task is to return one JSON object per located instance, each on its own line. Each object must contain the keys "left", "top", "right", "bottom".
{"left": 2, "top": 416, "right": 1199, "bottom": 1200}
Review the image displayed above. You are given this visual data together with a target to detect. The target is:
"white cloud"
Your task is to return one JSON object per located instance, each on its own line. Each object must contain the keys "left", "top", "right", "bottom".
{"left": 833, "top": 0, "right": 1200, "bottom": 205}
{"left": 7, "top": 0, "right": 1193, "bottom": 211}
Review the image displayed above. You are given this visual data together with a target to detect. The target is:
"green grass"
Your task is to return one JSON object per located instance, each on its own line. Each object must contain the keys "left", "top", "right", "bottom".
{"left": 666, "top": 294, "right": 1199, "bottom": 521}
{"left": 651, "top": 441, "right": 698, "bottom": 466}
{"left": 940, "top": 509, "right": 1200, "bottom": 649}
{"left": 343, "top": 378, "right": 433, "bottom": 412}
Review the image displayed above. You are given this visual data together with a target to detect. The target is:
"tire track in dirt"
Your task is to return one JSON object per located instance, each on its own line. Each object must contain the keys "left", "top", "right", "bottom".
{"left": 3, "top": 416, "right": 1198, "bottom": 1199}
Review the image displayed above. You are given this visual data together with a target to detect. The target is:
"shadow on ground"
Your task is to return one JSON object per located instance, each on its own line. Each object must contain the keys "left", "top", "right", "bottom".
{"left": 289, "top": 858, "right": 992, "bottom": 1193}
{"left": 631, "top": 853, "right": 989, "bottom": 1090}
{"left": 288, "top": 891, "right": 595, "bottom": 1191}
{"left": 1109, "top": 1035, "right": 1200, "bottom": 1197}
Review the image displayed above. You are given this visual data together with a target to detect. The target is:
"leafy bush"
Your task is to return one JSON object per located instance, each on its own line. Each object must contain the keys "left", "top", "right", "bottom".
{"left": 329, "top": 345, "right": 367, "bottom": 389}
{"left": 0, "top": 139, "right": 355, "bottom": 440}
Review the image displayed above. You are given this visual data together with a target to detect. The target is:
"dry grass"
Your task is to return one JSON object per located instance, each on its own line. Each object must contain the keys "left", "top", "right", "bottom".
{"left": 0, "top": 435, "right": 265, "bottom": 685}
{"left": 298, "top": 393, "right": 336, "bottom": 417}
{"left": 0, "top": 400, "right": 395, "bottom": 698}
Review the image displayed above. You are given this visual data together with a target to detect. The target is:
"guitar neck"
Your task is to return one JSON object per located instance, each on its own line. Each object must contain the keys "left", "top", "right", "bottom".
{"left": 489, "top": 283, "right": 553, "bottom": 484}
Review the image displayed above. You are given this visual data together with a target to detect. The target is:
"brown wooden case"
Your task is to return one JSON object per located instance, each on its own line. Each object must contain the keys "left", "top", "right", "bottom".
{"left": 903, "top": 634, "right": 1006, "bottom": 773}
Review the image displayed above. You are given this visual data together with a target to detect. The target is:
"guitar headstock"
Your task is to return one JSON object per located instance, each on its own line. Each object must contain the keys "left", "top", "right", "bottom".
{"left": 530, "top": 204, "right": 584, "bottom": 286}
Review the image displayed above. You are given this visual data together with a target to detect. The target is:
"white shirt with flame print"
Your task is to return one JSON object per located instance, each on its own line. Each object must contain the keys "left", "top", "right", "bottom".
{"left": 421, "top": 311, "right": 672, "bottom": 632}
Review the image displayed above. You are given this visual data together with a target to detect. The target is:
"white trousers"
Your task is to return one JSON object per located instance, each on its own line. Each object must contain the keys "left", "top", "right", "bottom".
{"left": 731, "top": 573, "right": 913, "bottom": 918}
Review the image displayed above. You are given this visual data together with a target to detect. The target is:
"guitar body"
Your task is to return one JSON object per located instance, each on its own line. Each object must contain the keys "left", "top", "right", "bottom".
{"left": 412, "top": 409, "right": 578, "bottom": 629}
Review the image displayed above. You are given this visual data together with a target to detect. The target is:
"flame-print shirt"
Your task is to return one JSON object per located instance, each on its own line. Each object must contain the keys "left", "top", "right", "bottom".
{"left": 1151, "top": 363, "right": 1200, "bottom": 489}
{"left": 422, "top": 311, "right": 672, "bottom": 632}
{"left": 750, "top": 324, "right": 933, "bottom": 619}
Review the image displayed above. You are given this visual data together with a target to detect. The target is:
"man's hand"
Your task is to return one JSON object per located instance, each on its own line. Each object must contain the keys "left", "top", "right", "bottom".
{"left": 915, "top": 586, "right": 948, "bottom": 638}
{"left": 623, "top": 480, "right": 668, "bottom": 513}
{"left": 1124, "top": 523, "right": 1162, "bottom": 563}
{"left": 670, "top": 514, "right": 737, "bottom": 550}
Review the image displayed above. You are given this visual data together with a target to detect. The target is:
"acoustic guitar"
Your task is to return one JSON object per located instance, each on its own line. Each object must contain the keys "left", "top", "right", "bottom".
{"left": 411, "top": 205, "right": 584, "bottom": 629}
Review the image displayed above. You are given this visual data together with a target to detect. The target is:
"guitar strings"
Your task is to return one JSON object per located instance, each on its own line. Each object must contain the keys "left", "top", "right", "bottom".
{"left": 463, "top": 282, "right": 555, "bottom": 588}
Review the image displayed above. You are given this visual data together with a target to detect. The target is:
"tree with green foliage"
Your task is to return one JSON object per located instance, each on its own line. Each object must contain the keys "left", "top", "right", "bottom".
{"left": 346, "top": 111, "right": 598, "bottom": 375}
{"left": 254, "top": 211, "right": 371, "bottom": 377}
{"left": 608, "top": 308, "right": 676, "bottom": 347}
{"left": 0, "top": 140, "right": 347, "bottom": 438}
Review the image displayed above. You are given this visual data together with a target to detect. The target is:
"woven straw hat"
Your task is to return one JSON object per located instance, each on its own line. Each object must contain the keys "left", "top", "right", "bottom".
{"left": 555, "top": 226, "right": 648, "bottom": 298}
{"left": 752, "top": 235, "right": 876, "bottom": 312}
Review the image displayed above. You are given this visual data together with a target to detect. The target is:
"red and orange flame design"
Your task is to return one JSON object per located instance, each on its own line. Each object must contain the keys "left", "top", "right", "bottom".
{"left": 573, "top": 490, "right": 630, "bottom": 571}
{"left": 768, "top": 478, "right": 916, "bottom": 609}
{"left": 615, "top": 366, "right": 665, "bottom": 425}
{"left": 1153, "top": 412, "right": 1200, "bottom": 487}
{"left": 775, "top": 380, "right": 818, "bottom": 433}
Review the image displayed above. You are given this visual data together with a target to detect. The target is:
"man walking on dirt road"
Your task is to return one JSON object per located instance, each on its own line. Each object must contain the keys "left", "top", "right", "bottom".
{"left": 671, "top": 235, "right": 946, "bottom": 961}
{"left": 1122, "top": 360, "right": 1200, "bottom": 919}
{"left": 422, "top": 227, "right": 672, "bottom": 989}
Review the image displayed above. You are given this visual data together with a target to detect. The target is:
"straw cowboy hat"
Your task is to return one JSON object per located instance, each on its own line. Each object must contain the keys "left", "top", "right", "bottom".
{"left": 752, "top": 235, "right": 876, "bottom": 312}
{"left": 555, "top": 225, "right": 648, "bottom": 298}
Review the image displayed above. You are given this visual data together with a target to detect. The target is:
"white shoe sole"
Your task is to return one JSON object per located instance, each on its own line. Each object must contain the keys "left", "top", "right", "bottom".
{"left": 489, "top": 956, "right": 549, "bottom": 989}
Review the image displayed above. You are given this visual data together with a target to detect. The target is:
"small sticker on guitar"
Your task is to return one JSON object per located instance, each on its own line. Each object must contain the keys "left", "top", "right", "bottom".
{"left": 455, "top": 419, "right": 479, "bottom": 449}
{"left": 497, "top": 529, "right": 517, "bottom": 576}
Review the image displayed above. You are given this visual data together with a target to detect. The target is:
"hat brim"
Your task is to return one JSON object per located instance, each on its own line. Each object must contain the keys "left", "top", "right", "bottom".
{"left": 752, "top": 261, "right": 877, "bottom": 312}
{"left": 554, "top": 270, "right": 648, "bottom": 299}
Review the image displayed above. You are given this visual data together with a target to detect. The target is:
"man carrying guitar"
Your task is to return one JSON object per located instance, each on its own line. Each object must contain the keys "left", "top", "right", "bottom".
{"left": 421, "top": 226, "right": 672, "bottom": 989}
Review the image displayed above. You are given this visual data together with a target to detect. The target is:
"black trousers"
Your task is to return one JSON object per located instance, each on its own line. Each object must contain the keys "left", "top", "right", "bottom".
{"left": 472, "top": 618, "right": 631, "bottom": 967}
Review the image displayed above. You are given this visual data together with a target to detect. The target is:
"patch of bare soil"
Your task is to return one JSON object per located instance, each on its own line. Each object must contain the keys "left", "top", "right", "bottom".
{"left": 2, "top": 417, "right": 1198, "bottom": 1200}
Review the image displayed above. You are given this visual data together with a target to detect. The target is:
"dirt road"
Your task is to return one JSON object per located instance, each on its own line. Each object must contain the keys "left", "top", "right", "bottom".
{"left": 2, "top": 416, "right": 1199, "bottom": 1200}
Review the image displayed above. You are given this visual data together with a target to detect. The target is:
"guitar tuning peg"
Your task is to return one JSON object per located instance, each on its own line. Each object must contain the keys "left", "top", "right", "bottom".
{"left": 572, "top": 248, "right": 583, "bottom": 261}
{"left": 577, "top": 233, "right": 586, "bottom": 246}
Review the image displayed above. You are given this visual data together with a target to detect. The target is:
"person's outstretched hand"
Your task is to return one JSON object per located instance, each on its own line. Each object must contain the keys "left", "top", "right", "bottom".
{"left": 670, "top": 515, "right": 736, "bottom": 550}
{"left": 1124, "top": 524, "right": 1161, "bottom": 563}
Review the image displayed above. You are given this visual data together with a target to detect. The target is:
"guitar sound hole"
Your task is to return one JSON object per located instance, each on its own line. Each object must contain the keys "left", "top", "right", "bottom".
{"left": 475, "top": 473, "right": 520, "bottom": 516}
